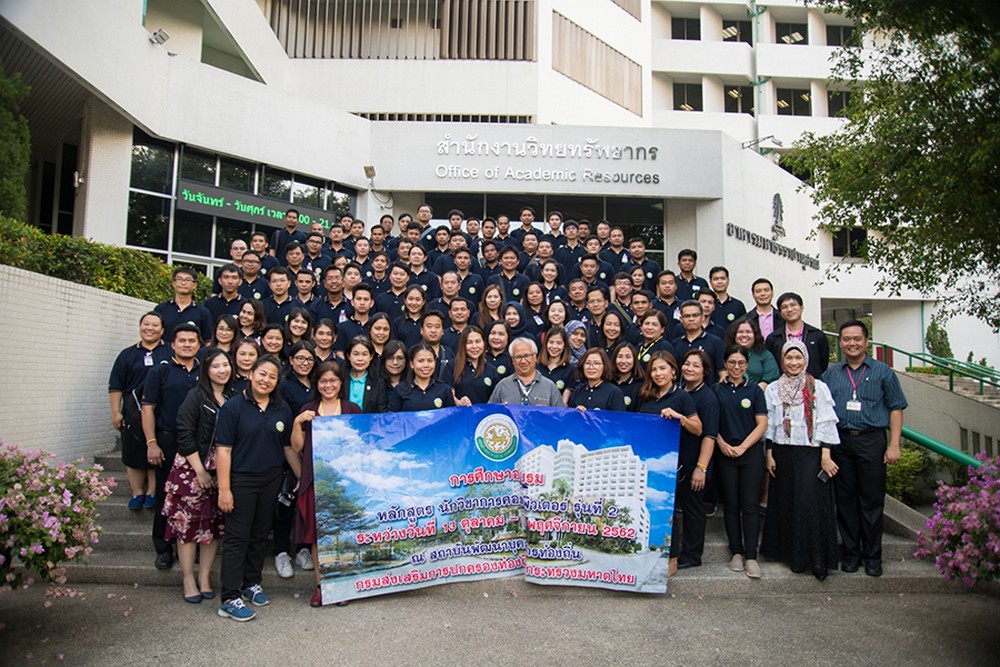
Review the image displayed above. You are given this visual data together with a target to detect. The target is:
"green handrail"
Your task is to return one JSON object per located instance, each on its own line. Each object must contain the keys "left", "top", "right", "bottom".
{"left": 903, "top": 426, "right": 982, "bottom": 469}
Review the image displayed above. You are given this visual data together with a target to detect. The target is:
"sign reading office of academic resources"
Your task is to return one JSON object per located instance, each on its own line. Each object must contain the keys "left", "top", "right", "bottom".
{"left": 175, "top": 179, "right": 335, "bottom": 229}
{"left": 308, "top": 405, "right": 680, "bottom": 605}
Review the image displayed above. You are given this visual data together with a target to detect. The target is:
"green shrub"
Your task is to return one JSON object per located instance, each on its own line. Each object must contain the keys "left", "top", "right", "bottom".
{"left": 925, "top": 319, "right": 953, "bottom": 359}
{"left": 886, "top": 442, "right": 933, "bottom": 507}
{"left": 0, "top": 216, "right": 211, "bottom": 302}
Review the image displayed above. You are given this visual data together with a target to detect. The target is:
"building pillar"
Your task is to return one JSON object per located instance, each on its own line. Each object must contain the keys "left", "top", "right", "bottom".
{"left": 74, "top": 95, "right": 133, "bottom": 244}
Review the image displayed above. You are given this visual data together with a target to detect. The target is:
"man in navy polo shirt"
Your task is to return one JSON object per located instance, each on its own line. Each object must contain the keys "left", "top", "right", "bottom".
{"left": 270, "top": 209, "right": 307, "bottom": 264}
{"left": 673, "top": 300, "right": 725, "bottom": 382}
{"left": 333, "top": 284, "right": 374, "bottom": 357}
{"left": 141, "top": 323, "right": 201, "bottom": 570}
{"left": 262, "top": 267, "right": 300, "bottom": 325}
{"left": 154, "top": 267, "right": 214, "bottom": 342}
{"left": 709, "top": 266, "right": 746, "bottom": 328}
{"left": 453, "top": 248, "right": 484, "bottom": 303}
{"left": 250, "top": 232, "right": 279, "bottom": 275}
{"left": 487, "top": 246, "right": 529, "bottom": 301}
{"left": 627, "top": 238, "right": 661, "bottom": 293}
{"left": 675, "top": 249, "right": 710, "bottom": 302}
{"left": 211, "top": 238, "right": 248, "bottom": 294}
{"left": 311, "top": 265, "right": 354, "bottom": 324}
{"left": 373, "top": 263, "right": 410, "bottom": 316}
{"left": 509, "top": 206, "right": 537, "bottom": 250}
{"left": 206, "top": 263, "right": 245, "bottom": 324}
{"left": 237, "top": 251, "right": 271, "bottom": 301}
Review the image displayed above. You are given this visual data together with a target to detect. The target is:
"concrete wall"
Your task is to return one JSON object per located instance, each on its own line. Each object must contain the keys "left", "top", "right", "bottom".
{"left": 897, "top": 373, "right": 1000, "bottom": 456}
{"left": 0, "top": 266, "right": 153, "bottom": 462}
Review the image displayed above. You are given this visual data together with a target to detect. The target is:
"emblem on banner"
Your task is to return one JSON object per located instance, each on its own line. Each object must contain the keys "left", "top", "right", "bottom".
{"left": 474, "top": 414, "right": 520, "bottom": 462}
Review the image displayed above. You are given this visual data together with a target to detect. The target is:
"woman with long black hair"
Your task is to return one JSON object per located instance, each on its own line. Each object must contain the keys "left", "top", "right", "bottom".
{"left": 388, "top": 343, "right": 456, "bottom": 412}
{"left": 342, "top": 336, "right": 389, "bottom": 413}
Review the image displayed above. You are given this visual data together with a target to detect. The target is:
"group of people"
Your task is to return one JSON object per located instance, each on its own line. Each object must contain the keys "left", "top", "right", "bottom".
{"left": 108, "top": 204, "right": 906, "bottom": 620}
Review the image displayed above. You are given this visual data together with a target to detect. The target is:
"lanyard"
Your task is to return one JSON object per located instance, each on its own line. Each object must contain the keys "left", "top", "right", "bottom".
{"left": 515, "top": 377, "right": 537, "bottom": 405}
{"left": 846, "top": 366, "right": 865, "bottom": 399}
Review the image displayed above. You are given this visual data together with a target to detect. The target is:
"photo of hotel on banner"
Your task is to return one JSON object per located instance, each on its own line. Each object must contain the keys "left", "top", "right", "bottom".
{"left": 309, "top": 405, "right": 680, "bottom": 604}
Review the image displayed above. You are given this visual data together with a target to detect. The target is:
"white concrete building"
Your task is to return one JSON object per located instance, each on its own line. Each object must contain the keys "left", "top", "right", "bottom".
{"left": 1, "top": 0, "right": 997, "bottom": 365}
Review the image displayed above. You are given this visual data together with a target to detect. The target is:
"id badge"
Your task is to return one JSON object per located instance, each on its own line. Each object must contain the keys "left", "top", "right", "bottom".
{"left": 846, "top": 400, "right": 862, "bottom": 412}
{"left": 143, "top": 353, "right": 154, "bottom": 367}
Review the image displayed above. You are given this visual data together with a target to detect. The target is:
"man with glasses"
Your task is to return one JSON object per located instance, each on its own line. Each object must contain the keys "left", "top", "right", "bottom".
{"left": 764, "top": 292, "right": 829, "bottom": 378}
{"left": 488, "top": 337, "right": 565, "bottom": 407}
{"left": 672, "top": 300, "right": 725, "bottom": 383}
{"left": 237, "top": 251, "right": 271, "bottom": 301}
{"left": 154, "top": 267, "right": 213, "bottom": 341}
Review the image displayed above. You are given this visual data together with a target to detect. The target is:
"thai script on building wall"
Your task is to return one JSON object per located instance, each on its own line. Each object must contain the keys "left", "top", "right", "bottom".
{"left": 726, "top": 223, "right": 820, "bottom": 270}
{"left": 436, "top": 134, "right": 659, "bottom": 160}
{"left": 177, "top": 181, "right": 336, "bottom": 228}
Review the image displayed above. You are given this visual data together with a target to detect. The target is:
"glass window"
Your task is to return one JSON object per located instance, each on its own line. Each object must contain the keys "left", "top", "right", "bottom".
{"left": 776, "top": 23, "right": 808, "bottom": 45}
{"left": 722, "top": 20, "right": 751, "bottom": 45}
{"left": 671, "top": 17, "right": 701, "bottom": 40}
{"left": 130, "top": 129, "right": 175, "bottom": 194}
{"left": 292, "top": 175, "right": 324, "bottom": 209}
{"left": 673, "top": 83, "right": 703, "bottom": 112}
{"left": 486, "top": 194, "right": 545, "bottom": 226}
{"left": 215, "top": 217, "right": 254, "bottom": 260}
{"left": 172, "top": 210, "right": 214, "bottom": 257}
{"left": 544, "top": 195, "right": 604, "bottom": 225}
{"left": 776, "top": 88, "right": 811, "bottom": 116}
{"left": 328, "top": 187, "right": 355, "bottom": 218}
{"left": 126, "top": 192, "right": 171, "bottom": 250}
{"left": 724, "top": 86, "right": 754, "bottom": 115}
{"left": 832, "top": 227, "right": 867, "bottom": 258}
{"left": 605, "top": 197, "right": 665, "bottom": 267}
{"left": 219, "top": 157, "right": 255, "bottom": 192}
{"left": 260, "top": 167, "right": 292, "bottom": 202}
{"left": 180, "top": 148, "right": 216, "bottom": 185}
{"left": 826, "top": 25, "right": 855, "bottom": 47}
{"left": 828, "top": 90, "right": 852, "bottom": 117}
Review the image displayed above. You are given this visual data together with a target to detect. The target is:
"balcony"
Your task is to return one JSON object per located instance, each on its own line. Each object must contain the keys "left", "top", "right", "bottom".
{"left": 652, "top": 39, "right": 753, "bottom": 78}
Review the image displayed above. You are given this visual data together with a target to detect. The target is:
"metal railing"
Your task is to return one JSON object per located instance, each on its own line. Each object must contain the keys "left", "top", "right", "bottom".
{"left": 824, "top": 332, "right": 1000, "bottom": 396}
{"left": 903, "top": 426, "right": 982, "bottom": 469}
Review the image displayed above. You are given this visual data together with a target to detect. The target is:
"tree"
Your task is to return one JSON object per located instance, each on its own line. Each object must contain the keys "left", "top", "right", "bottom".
{"left": 782, "top": 1, "right": 1000, "bottom": 329}
{"left": 924, "top": 318, "right": 953, "bottom": 358}
{"left": 0, "top": 60, "right": 31, "bottom": 221}
{"left": 313, "top": 461, "right": 374, "bottom": 565}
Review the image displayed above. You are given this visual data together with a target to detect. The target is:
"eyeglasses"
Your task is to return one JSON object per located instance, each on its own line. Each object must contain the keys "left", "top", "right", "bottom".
{"left": 512, "top": 353, "right": 536, "bottom": 361}
{"left": 173, "top": 277, "right": 195, "bottom": 284}
{"left": 583, "top": 360, "right": 603, "bottom": 368}
{"left": 725, "top": 359, "right": 748, "bottom": 367}
{"left": 292, "top": 356, "right": 315, "bottom": 363}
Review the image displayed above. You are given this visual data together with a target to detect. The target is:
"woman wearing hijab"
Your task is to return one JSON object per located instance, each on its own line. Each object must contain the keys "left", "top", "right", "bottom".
{"left": 564, "top": 320, "right": 588, "bottom": 367}
{"left": 761, "top": 340, "right": 841, "bottom": 580}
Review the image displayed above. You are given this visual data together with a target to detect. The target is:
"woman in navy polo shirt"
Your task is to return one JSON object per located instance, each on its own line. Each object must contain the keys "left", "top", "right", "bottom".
{"left": 290, "top": 360, "right": 361, "bottom": 606}
{"left": 231, "top": 339, "right": 260, "bottom": 395}
{"left": 392, "top": 285, "right": 427, "bottom": 350}
{"left": 637, "top": 311, "right": 675, "bottom": 366}
{"left": 453, "top": 327, "right": 499, "bottom": 405}
{"left": 611, "top": 342, "right": 644, "bottom": 412}
{"left": 215, "top": 355, "right": 300, "bottom": 622}
{"left": 568, "top": 348, "right": 627, "bottom": 412}
{"left": 537, "top": 326, "right": 574, "bottom": 396}
{"left": 484, "top": 320, "right": 513, "bottom": 380}
{"left": 237, "top": 300, "right": 265, "bottom": 342}
{"left": 388, "top": 343, "right": 456, "bottom": 412}
{"left": 279, "top": 341, "right": 317, "bottom": 415}
{"left": 636, "top": 350, "right": 703, "bottom": 577}
{"left": 713, "top": 345, "right": 769, "bottom": 579}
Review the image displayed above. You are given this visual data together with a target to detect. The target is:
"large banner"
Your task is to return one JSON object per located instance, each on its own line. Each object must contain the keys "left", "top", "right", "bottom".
{"left": 310, "top": 405, "right": 679, "bottom": 604}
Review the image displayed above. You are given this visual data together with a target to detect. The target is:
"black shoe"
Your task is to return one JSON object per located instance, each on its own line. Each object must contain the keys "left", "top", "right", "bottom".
{"left": 841, "top": 558, "right": 860, "bottom": 573}
{"left": 813, "top": 568, "right": 828, "bottom": 581}
{"left": 676, "top": 559, "right": 701, "bottom": 570}
{"left": 704, "top": 502, "right": 717, "bottom": 518}
{"left": 864, "top": 560, "right": 883, "bottom": 577}
{"left": 155, "top": 551, "right": 174, "bottom": 570}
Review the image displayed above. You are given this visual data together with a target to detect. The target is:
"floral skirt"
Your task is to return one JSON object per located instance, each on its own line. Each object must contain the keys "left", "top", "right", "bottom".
{"left": 162, "top": 449, "right": 225, "bottom": 544}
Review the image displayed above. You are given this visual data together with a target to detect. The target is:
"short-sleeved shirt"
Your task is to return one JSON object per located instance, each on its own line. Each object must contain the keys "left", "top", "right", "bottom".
{"left": 568, "top": 381, "right": 627, "bottom": 412}
{"left": 409, "top": 269, "right": 442, "bottom": 300}
{"left": 675, "top": 275, "right": 710, "bottom": 302}
{"left": 637, "top": 338, "right": 675, "bottom": 367}
{"left": 637, "top": 384, "right": 696, "bottom": 421}
{"left": 279, "top": 376, "right": 315, "bottom": 416}
{"left": 310, "top": 296, "right": 354, "bottom": 325}
{"left": 238, "top": 275, "right": 271, "bottom": 301}
{"left": 205, "top": 293, "right": 244, "bottom": 324}
{"left": 488, "top": 272, "right": 529, "bottom": 301}
{"left": 616, "top": 377, "right": 644, "bottom": 412}
{"left": 822, "top": 355, "right": 908, "bottom": 430}
{"left": 154, "top": 299, "right": 214, "bottom": 342}
{"left": 263, "top": 295, "right": 302, "bottom": 326}
{"left": 672, "top": 330, "right": 726, "bottom": 383}
{"left": 214, "top": 390, "right": 292, "bottom": 474}
{"left": 685, "top": 382, "right": 720, "bottom": 469}
{"left": 108, "top": 341, "right": 171, "bottom": 395}
{"left": 388, "top": 379, "right": 455, "bottom": 411}
{"left": 271, "top": 228, "right": 308, "bottom": 264}
{"left": 141, "top": 357, "right": 200, "bottom": 433}
{"left": 454, "top": 363, "right": 499, "bottom": 405}
{"left": 392, "top": 315, "right": 424, "bottom": 350}
{"left": 538, "top": 363, "right": 575, "bottom": 393}
{"left": 713, "top": 377, "right": 767, "bottom": 444}
{"left": 485, "top": 352, "right": 513, "bottom": 380}
{"left": 334, "top": 317, "right": 370, "bottom": 353}
{"left": 712, "top": 296, "right": 747, "bottom": 328}
{"left": 374, "top": 290, "right": 406, "bottom": 316}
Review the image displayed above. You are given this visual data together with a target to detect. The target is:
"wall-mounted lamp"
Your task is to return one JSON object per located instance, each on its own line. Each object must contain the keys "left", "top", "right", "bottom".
{"left": 149, "top": 29, "right": 170, "bottom": 46}
{"left": 363, "top": 165, "right": 376, "bottom": 181}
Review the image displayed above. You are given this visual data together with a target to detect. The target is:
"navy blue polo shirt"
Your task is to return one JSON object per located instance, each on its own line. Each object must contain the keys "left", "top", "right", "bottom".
{"left": 599, "top": 247, "right": 631, "bottom": 272}
{"left": 369, "top": 273, "right": 391, "bottom": 296}
{"left": 637, "top": 384, "right": 696, "bottom": 421}
{"left": 454, "top": 363, "right": 499, "bottom": 405}
{"left": 672, "top": 330, "right": 725, "bottom": 383}
{"left": 569, "top": 381, "right": 627, "bottom": 412}
{"left": 303, "top": 253, "right": 331, "bottom": 278}
{"left": 419, "top": 226, "right": 437, "bottom": 251}
{"left": 142, "top": 357, "right": 200, "bottom": 433}
{"left": 457, "top": 273, "right": 485, "bottom": 303}
{"left": 334, "top": 317, "right": 370, "bottom": 353}
{"left": 488, "top": 272, "right": 529, "bottom": 301}
{"left": 627, "top": 259, "right": 661, "bottom": 292}
{"left": 392, "top": 315, "right": 424, "bottom": 349}
{"left": 555, "top": 244, "right": 586, "bottom": 273}
{"left": 388, "top": 379, "right": 455, "bottom": 411}
{"left": 712, "top": 296, "right": 747, "bottom": 328}
{"left": 637, "top": 338, "right": 675, "bottom": 367}
{"left": 440, "top": 326, "right": 465, "bottom": 353}
{"left": 652, "top": 299, "right": 681, "bottom": 332}
{"left": 713, "top": 378, "right": 767, "bottom": 444}
{"left": 541, "top": 284, "right": 569, "bottom": 304}
{"left": 310, "top": 296, "right": 354, "bottom": 325}
{"left": 279, "top": 376, "right": 315, "bottom": 415}
{"left": 214, "top": 390, "right": 292, "bottom": 474}
{"left": 434, "top": 345, "right": 456, "bottom": 385}
{"left": 477, "top": 262, "right": 502, "bottom": 283}
{"left": 238, "top": 275, "right": 271, "bottom": 301}
{"left": 485, "top": 352, "right": 513, "bottom": 379}
{"left": 409, "top": 268, "right": 442, "bottom": 300}
{"left": 259, "top": 254, "right": 280, "bottom": 275}
{"left": 270, "top": 228, "right": 308, "bottom": 264}
{"left": 538, "top": 363, "right": 575, "bottom": 393}
{"left": 431, "top": 253, "right": 457, "bottom": 276}
{"left": 541, "top": 232, "right": 567, "bottom": 249}
{"left": 374, "top": 290, "right": 406, "bottom": 316}
{"left": 675, "top": 275, "right": 710, "bottom": 302}
{"left": 205, "top": 293, "right": 244, "bottom": 324}
{"left": 616, "top": 377, "right": 643, "bottom": 412}
{"left": 263, "top": 294, "right": 302, "bottom": 325}
{"left": 684, "top": 382, "right": 720, "bottom": 469}
{"left": 154, "top": 299, "right": 214, "bottom": 342}
{"left": 108, "top": 341, "right": 171, "bottom": 395}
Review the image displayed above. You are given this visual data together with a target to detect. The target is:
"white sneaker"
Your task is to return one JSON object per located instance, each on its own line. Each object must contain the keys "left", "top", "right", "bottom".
{"left": 295, "top": 548, "right": 314, "bottom": 571}
{"left": 275, "top": 552, "right": 293, "bottom": 579}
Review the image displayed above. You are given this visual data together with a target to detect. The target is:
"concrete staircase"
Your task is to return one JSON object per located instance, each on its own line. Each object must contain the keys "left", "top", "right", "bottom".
{"left": 65, "top": 452, "right": 961, "bottom": 597}
{"left": 904, "top": 371, "right": 1000, "bottom": 409}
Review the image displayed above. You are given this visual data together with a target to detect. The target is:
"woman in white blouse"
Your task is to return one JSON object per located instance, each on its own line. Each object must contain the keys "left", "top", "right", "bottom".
{"left": 760, "top": 340, "right": 841, "bottom": 580}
